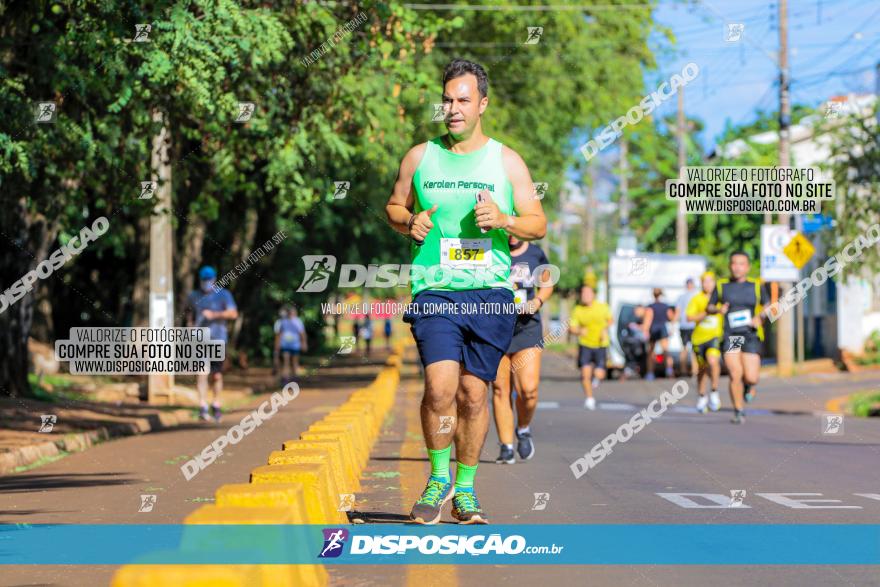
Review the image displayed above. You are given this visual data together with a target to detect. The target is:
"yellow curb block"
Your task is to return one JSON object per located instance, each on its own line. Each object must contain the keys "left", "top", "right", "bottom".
{"left": 112, "top": 563, "right": 265, "bottom": 586}
{"left": 112, "top": 505, "right": 326, "bottom": 587}
{"left": 215, "top": 483, "right": 308, "bottom": 518}
{"left": 250, "top": 463, "right": 345, "bottom": 524}
{"left": 320, "top": 415, "right": 371, "bottom": 461}
{"left": 334, "top": 403, "right": 378, "bottom": 438}
{"left": 824, "top": 394, "right": 850, "bottom": 414}
{"left": 267, "top": 448, "right": 349, "bottom": 501}
{"left": 284, "top": 438, "right": 361, "bottom": 493}
{"left": 185, "top": 505, "right": 326, "bottom": 587}
{"left": 299, "top": 431, "right": 360, "bottom": 488}
{"left": 308, "top": 422, "right": 368, "bottom": 468}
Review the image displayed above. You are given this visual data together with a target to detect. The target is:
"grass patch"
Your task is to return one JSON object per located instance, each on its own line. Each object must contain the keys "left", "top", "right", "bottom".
{"left": 850, "top": 391, "right": 880, "bottom": 418}
{"left": 544, "top": 341, "right": 576, "bottom": 354}
{"left": 12, "top": 450, "right": 71, "bottom": 473}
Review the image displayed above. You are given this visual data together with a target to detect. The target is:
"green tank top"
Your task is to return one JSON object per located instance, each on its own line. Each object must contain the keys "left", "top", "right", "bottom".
{"left": 411, "top": 136, "right": 515, "bottom": 295}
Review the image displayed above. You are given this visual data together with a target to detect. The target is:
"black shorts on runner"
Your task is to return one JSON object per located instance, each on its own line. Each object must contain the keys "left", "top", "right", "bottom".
{"left": 508, "top": 317, "right": 544, "bottom": 354}
{"left": 722, "top": 329, "right": 762, "bottom": 354}
{"left": 695, "top": 338, "right": 720, "bottom": 365}
{"left": 577, "top": 345, "right": 607, "bottom": 369}
{"left": 649, "top": 325, "right": 668, "bottom": 344}
{"left": 680, "top": 328, "right": 694, "bottom": 347}
{"left": 209, "top": 360, "right": 225, "bottom": 374}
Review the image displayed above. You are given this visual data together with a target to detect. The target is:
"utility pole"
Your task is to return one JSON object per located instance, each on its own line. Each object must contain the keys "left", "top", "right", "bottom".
{"left": 776, "top": 0, "right": 795, "bottom": 377}
{"left": 676, "top": 87, "right": 688, "bottom": 254}
{"left": 148, "top": 109, "right": 175, "bottom": 403}
{"left": 620, "top": 136, "right": 629, "bottom": 229}
{"left": 585, "top": 161, "right": 596, "bottom": 255}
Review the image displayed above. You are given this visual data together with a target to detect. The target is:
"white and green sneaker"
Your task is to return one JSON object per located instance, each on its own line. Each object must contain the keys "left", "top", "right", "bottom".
{"left": 410, "top": 478, "right": 454, "bottom": 525}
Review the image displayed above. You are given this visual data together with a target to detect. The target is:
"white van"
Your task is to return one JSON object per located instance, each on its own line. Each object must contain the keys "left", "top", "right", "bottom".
{"left": 606, "top": 253, "right": 707, "bottom": 376}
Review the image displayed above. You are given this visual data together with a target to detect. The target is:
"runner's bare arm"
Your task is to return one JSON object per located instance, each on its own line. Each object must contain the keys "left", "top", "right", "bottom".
{"left": 497, "top": 145, "right": 546, "bottom": 240}
{"left": 385, "top": 143, "right": 428, "bottom": 236}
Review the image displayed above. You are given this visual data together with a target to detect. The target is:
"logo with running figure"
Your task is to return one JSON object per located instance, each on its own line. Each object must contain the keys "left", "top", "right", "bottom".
{"left": 298, "top": 255, "right": 337, "bottom": 292}
{"left": 437, "top": 416, "right": 455, "bottom": 434}
{"left": 236, "top": 102, "right": 255, "bottom": 123}
{"left": 822, "top": 414, "right": 844, "bottom": 435}
{"left": 138, "top": 494, "right": 157, "bottom": 512}
{"left": 318, "top": 528, "right": 349, "bottom": 558}
{"left": 728, "top": 490, "right": 746, "bottom": 507}
{"left": 524, "top": 27, "right": 543, "bottom": 45}
{"left": 432, "top": 103, "right": 448, "bottom": 122}
{"left": 727, "top": 335, "right": 745, "bottom": 353}
{"left": 532, "top": 182, "right": 548, "bottom": 200}
{"left": 35, "top": 102, "right": 57, "bottom": 123}
{"left": 38, "top": 414, "right": 57, "bottom": 433}
{"left": 332, "top": 181, "right": 350, "bottom": 200}
{"left": 532, "top": 492, "right": 550, "bottom": 511}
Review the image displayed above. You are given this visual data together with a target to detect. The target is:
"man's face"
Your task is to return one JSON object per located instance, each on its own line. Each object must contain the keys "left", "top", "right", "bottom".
{"left": 729, "top": 254, "right": 749, "bottom": 280}
{"left": 580, "top": 286, "right": 594, "bottom": 305}
{"left": 702, "top": 275, "right": 715, "bottom": 294}
{"left": 200, "top": 279, "right": 215, "bottom": 292}
{"left": 508, "top": 235, "right": 523, "bottom": 249}
{"left": 442, "top": 74, "right": 487, "bottom": 139}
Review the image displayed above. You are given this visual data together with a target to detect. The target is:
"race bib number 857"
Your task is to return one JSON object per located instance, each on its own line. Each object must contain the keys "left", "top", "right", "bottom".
{"left": 440, "top": 238, "right": 491, "bottom": 268}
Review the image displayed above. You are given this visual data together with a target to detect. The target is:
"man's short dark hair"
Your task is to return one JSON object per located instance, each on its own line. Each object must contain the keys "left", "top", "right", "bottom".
{"left": 442, "top": 59, "right": 489, "bottom": 98}
{"left": 730, "top": 250, "right": 750, "bottom": 262}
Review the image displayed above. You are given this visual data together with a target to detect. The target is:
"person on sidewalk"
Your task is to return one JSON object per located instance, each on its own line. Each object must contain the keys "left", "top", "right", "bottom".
{"left": 492, "top": 235, "right": 553, "bottom": 464}
{"left": 569, "top": 284, "right": 613, "bottom": 410}
{"left": 386, "top": 58, "right": 546, "bottom": 524}
{"left": 186, "top": 266, "right": 238, "bottom": 422}
{"left": 361, "top": 313, "right": 374, "bottom": 357}
{"left": 274, "top": 305, "right": 307, "bottom": 385}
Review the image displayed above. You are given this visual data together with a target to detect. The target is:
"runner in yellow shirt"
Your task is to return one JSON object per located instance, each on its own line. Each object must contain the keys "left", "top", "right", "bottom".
{"left": 686, "top": 272, "right": 723, "bottom": 413}
{"left": 569, "top": 285, "right": 613, "bottom": 410}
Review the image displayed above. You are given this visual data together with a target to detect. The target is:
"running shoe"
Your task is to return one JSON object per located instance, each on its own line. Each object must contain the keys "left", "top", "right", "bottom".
{"left": 212, "top": 404, "right": 222, "bottom": 423}
{"left": 731, "top": 410, "right": 745, "bottom": 424}
{"left": 744, "top": 384, "right": 756, "bottom": 403}
{"left": 646, "top": 371, "right": 656, "bottom": 381}
{"left": 516, "top": 430, "right": 535, "bottom": 460}
{"left": 665, "top": 367, "right": 674, "bottom": 378}
{"left": 696, "top": 395, "right": 708, "bottom": 414}
{"left": 451, "top": 491, "right": 488, "bottom": 524}
{"left": 708, "top": 391, "right": 721, "bottom": 412}
{"left": 410, "top": 478, "right": 454, "bottom": 525}
{"left": 199, "top": 405, "right": 211, "bottom": 421}
{"left": 495, "top": 444, "right": 515, "bottom": 465}
{"left": 584, "top": 397, "right": 596, "bottom": 410}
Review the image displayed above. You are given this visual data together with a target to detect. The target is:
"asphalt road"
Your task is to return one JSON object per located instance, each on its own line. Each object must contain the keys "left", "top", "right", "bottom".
{"left": 2, "top": 346, "right": 878, "bottom": 586}
{"left": 338, "top": 349, "right": 880, "bottom": 587}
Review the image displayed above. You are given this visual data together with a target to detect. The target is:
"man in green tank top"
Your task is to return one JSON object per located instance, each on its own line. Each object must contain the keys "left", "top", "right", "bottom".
{"left": 385, "top": 59, "right": 547, "bottom": 524}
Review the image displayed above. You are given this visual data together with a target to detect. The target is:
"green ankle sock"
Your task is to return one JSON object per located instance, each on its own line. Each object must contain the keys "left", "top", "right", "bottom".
{"left": 427, "top": 445, "right": 451, "bottom": 482}
{"left": 454, "top": 462, "right": 478, "bottom": 492}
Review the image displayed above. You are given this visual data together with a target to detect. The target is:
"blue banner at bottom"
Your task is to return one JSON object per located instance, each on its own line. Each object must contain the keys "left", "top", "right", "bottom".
{"left": 1, "top": 524, "right": 878, "bottom": 565}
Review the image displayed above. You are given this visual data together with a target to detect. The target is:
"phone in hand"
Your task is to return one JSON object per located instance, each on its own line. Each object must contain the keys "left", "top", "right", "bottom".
{"left": 475, "top": 191, "right": 488, "bottom": 234}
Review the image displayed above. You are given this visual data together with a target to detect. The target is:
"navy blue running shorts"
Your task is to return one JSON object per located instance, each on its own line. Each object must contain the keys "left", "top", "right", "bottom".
{"left": 403, "top": 288, "right": 516, "bottom": 382}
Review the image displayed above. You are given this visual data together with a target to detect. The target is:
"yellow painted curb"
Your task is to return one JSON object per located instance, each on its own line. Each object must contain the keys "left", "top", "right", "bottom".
{"left": 824, "top": 394, "right": 850, "bottom": 414}
{"left": 320, "top": 415, "right": 370, "bottom": 461}
{"left": 308, "top": 422, "right": 368, "bottom": 468}
{"left": 284, "top": 438, "right": 360, "bottom": 493}
{"left": 250, "top": 463, "right": 345, "bottom": 524}
{"left": 267, "top": 448, "right": 349, "bottom": 500}
{"left": 299, "top": 431, "right": 360, "bottom": 488}
{"left": 112, "top": 563, "right": 264, "bottom": 586}
{"left": 215, "top": 483, "right": 308, "bottom": 519}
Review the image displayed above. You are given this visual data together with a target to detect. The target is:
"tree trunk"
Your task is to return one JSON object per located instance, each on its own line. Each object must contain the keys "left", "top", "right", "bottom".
{"left": 174, "top": 215, "right": 206, "bottom": 318}
{"left": 131, "top": 214, "right": 151, "bottom": 326}
{"left": 0, "top": 197, "right": 55, "bottom": 398}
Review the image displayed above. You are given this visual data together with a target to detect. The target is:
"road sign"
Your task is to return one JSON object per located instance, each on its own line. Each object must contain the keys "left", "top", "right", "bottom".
{"left": 802, "top": 214, "right": 833, "bottom": 234}
{"left": 783, "top": 233, "right": 815, "bottom": 269}
{"left": 760, "top": 225, "right": 798, "bottom": 281}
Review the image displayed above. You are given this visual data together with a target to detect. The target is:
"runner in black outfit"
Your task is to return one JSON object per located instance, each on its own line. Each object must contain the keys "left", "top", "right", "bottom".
{"left": 643, "top": 288, "right": 675, "bottom": 380}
